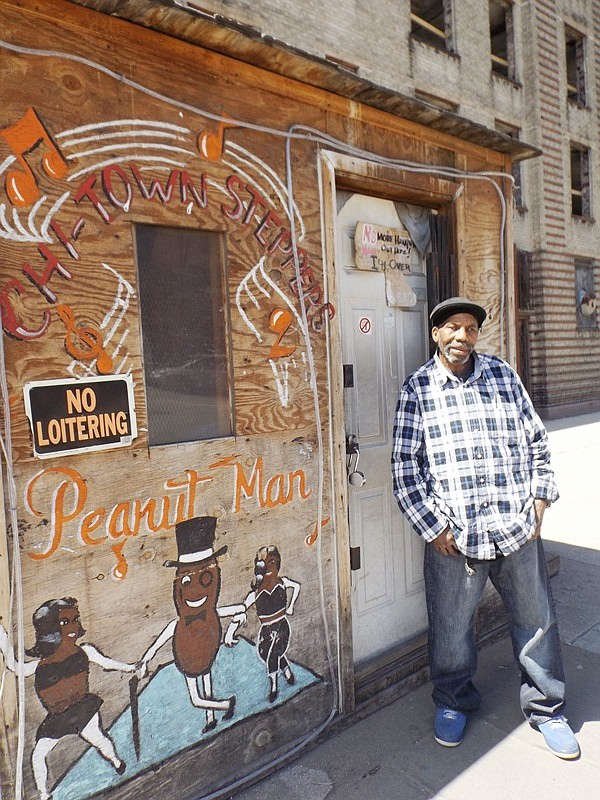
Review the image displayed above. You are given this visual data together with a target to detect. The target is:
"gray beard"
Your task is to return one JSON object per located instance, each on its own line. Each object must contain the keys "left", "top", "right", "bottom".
{"left": 441, "top": 344, "right": 473, "bottom": 365}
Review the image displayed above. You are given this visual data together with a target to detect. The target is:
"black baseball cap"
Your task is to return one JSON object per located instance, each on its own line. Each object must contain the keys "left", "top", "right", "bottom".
{"left": 429, "top": 297, "right": 487, "bottom": 329}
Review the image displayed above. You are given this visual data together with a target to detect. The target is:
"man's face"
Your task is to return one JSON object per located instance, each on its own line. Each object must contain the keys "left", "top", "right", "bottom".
{"left": 432, "top": 312, "right": 479, "bottom": 373}
{"left": 174, "top": 559, "right": 220, "bottom": 618}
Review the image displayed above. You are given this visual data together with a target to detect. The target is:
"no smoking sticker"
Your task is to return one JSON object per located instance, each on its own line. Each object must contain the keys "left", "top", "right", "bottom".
{"left": 358, "top": 316, "right": 372, "bottom": 335}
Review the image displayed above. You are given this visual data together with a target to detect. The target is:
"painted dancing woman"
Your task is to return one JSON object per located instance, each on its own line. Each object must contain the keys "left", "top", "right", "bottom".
{"left": 227, "top": 546, "right": 300, "bottom": 702}
{"left": 0, "top": 598, "right": 136, "bottom": 800}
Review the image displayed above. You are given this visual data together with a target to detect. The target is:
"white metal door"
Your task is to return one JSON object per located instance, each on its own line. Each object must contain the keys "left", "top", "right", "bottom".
{"left": 337, "top": 192, "right": 429, "bottom": 668}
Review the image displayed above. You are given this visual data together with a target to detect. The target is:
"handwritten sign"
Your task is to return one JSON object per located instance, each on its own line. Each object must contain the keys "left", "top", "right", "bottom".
{"left": 354, "top": 222, "right": 413, "bottom": 272}
{"left": 24, "top": 375, "right": 137, "bottom": 458}
{"left": 355, "top": 222, "right": 417, "bottom": 307}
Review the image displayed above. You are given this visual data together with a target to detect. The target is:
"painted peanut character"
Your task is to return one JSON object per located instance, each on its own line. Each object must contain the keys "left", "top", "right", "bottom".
{"left": 139, "top": 516, "right": 243, "bottom": 733}
{"left": 0, "top": 598, "right": 135, "bottom": 800}
{"left": 226, "top": 545, "right": 300, "bottom": 702}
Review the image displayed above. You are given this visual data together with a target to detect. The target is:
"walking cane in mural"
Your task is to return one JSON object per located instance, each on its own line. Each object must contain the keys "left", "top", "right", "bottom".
{"left": 138, "top": 516, "right": 244, "bottom": 733}
{"left": 225, "top": 546, "right": 300, "bottom": 702}
{"left": 0, "top": 598, "right": 136, "bottom": 800}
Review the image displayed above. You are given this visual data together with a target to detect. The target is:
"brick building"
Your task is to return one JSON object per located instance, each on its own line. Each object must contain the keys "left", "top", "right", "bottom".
{"left": 161, "top": 0, "right": 600, "bottom": 417}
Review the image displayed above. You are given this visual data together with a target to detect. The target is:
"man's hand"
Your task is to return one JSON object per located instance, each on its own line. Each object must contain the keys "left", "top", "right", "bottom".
{"left": 432, "top": 526, "right": 460, "bottom": 556}
{"left": 531, "top": 499, "right": 548, "bottom": 540}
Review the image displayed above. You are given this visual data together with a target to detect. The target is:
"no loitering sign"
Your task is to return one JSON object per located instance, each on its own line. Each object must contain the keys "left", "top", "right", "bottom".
{"left": 24, "top": 375, "right": 137, "bottom": 459}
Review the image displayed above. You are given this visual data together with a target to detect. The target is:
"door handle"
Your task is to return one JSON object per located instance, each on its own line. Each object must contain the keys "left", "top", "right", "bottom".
{"left": 346, "top": 434, "right": 366, "bottom": 487}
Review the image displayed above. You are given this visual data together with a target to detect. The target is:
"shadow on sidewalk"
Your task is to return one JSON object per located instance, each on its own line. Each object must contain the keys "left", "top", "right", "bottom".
{"left": 233, "top": 539, "right": 600, "bottom": 800}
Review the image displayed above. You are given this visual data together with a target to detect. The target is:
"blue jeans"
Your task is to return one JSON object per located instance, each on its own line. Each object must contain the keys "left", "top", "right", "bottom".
{"left": 424, "top": 538, "right": 565, "bottom": 727}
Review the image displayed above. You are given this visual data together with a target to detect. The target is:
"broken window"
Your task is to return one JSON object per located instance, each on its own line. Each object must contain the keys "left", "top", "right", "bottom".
{"left": 570, "top": 144, "right": 591, "bottom": 218}
{"left": 135, "top": 224, "right": 234, "bottom": 446}
{"left": 565, "top": 26, "right": 586, "bottom": 105}
{"left": 411, "top": 0, "right": 453, "bottom": 51}
{"left": 489, "top": 0, "right": 515, "bottom": 80}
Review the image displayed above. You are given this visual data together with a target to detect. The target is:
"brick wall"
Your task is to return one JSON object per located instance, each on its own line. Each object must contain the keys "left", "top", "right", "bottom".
{"left": 177, "top": 0, "right": 600, "bottom": 416}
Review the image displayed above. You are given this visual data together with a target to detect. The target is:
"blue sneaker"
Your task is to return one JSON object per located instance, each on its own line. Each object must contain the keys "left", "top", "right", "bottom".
{"left": 537, "top": 715, "right": 580, "bottom": 759}
{"left": 434, "top": 707, "right": 467, "bottom": 747}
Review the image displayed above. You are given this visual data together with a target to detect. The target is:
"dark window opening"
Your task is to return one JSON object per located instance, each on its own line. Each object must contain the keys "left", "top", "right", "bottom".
{"left": 411, "top": 0, "right": 453, "bottom": 51}
{"left": 565, "top": 27, "right": 586, "bottom": 105}
{"left": 517, "top": 317, "right": 532, "bottom": 394}
{"left": 135, "top": 224, "right": 234, "bottom": 446}
{"left": 427, "top": 210, "right": 457, "bottom": 356}
{"left": 570, "top": 144, "right": 591, "bottom": 218}
{"left": 490, "top": 0, "right": 515, "bottom": 80}
{"left": 515, "top": 248, "right": 534, "bottom": 393}
{"left": 515, "top": 248, "right": 533, "bottom": 311}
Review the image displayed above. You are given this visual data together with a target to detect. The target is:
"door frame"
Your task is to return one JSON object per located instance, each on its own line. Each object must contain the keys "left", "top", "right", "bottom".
{"left": 319, "top": 150, "right": 467, "bottom": 714}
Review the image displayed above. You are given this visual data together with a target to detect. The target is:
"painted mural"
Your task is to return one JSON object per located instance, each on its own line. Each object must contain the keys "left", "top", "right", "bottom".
{"left": 0, "top": 17, "right": 334, "bottom": 800}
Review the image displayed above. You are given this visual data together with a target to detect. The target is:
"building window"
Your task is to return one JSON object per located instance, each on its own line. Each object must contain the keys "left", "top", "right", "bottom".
{"left": 495, "top": 120, "right": 524, "bottom": 209}
{"left": 410, "top": 0, "right": 453, "bottom": 51}
{"left": 514, "top": 248, "right": 533, "bottom": 391}
{"left": 565, "top": 26, "right": 586, "bottom": 106}
{"left": 135, "top": 224, "right": 234, "bottom": 446}
{"left": 570, "top": 144, "right": 591, "bottom": 218}
{"left": 489, "top": 0, "right": 515, "bottom": 80}
{"left": 515, "top": 248, "right": 533, "bottom": 311}
{"left": 575, "top": 258, "right": 597, "bottom": 329}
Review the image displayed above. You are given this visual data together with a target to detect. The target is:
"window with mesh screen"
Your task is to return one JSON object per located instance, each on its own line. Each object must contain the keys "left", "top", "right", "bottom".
{"left": 135, "top": 224, "right": 233, "bottom": 446}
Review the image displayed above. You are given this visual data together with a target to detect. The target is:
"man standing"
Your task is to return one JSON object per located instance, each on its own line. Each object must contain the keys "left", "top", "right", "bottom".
{"left": 391, "top": 296, "right": 579, "bottom": 759}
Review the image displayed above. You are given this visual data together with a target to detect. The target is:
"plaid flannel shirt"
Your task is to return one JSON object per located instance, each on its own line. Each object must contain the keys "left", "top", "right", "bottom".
{"left": 391, "top": 352, "right": 559, "bottom": 559}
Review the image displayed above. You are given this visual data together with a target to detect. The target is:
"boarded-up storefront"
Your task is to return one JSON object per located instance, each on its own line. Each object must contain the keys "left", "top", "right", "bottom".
{"left": 0, "top": 2, "right": 530, "bottom": 799}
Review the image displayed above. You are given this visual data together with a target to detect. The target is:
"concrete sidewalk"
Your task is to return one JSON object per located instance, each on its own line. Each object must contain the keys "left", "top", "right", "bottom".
{"left": 232, "top": 413, "right": 600, "bottom": 799}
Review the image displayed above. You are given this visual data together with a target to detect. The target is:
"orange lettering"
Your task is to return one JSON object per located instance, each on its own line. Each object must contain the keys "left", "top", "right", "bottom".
{"left": 35, "top": 421, "right": 49, "bottom": 447}
{"left": 288, "top": 469, "right": 312, "bottom": 502}
{"left": 108, "top": 502, "right": 141, "bottom": 538}
{"left": 26, "top": 467, "right": 87, "bottom": 560}
{"left": 137, "top": 496, "right": 171, "bottom": 533}
{"left": 165, "top": 470, "right": 212, "bottom": 524}
{"left": 268, "top": 308, "right": 296, "bottom": 359}
{"left": 80, "top": 509, "right": 107, "bottom": 546}
{"left": 232, "top": 457, "right": 263, "bottom": 513}
{"left": 264, "top": 474, "right": 286, "bottom": 508}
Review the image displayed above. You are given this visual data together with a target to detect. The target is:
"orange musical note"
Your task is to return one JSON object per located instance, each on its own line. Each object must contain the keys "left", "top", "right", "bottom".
{"left": 268, "top": 307, "right": 297, "bottom": 358}
{"left": 1, "top": 108, "right": 68, "bottom": 207}
{"left": 305, "top": 517, "right": 330, "bottom": 547}
{"left": 111, "top": 541, "right": 128, "bottom": 581}
{"left": 197, "top": 114, "right": 237, "bottom": 162}
{"left": 55, "top": 304, "right": 114, "bottom": 374}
